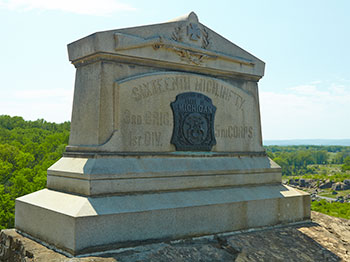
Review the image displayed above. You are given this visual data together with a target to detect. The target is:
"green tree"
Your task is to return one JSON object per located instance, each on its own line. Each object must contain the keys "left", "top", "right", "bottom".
{"left": 0, "top": 115, "right": 70, "bottom": 229}
{"left": 341, "top": 156, "right": 350, "bottom": 171}
{"left": 273, "top": 156, "right": 291, "bottom": 175}
{"left": 0, "top": 185, "right": 14, "bottom": 230}
{"left": 312, "top": 150, "right": 329, "bottom": 164}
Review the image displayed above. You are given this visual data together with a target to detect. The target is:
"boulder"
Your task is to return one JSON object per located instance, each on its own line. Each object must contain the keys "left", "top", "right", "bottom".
{"left": 332, "top": 182, "right": 342, "bottom": 191}
{"left": 319, "top": 180, "right": 333, "bottom": 189}
{"left": 299, "top": 179, "right": 306, "bottom": 187}
{"left": 332, "top": 182, "right": 348, "bottom": 191}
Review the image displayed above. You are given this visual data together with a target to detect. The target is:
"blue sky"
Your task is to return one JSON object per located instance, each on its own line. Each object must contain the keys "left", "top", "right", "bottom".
{"left": 1, "top": 0, "right": 349, "bottom": 140}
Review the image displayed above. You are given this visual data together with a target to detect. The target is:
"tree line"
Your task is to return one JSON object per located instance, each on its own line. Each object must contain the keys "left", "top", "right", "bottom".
{"left": 266, "top": 145, "right": 350, "bottom": 176}
{"left": 0, "top": 115, "right": 69, "bottom": 229}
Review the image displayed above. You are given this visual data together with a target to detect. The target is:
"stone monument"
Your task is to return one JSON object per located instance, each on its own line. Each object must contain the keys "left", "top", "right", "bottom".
{"left": 15, "top": 12, "right": 310, "bottom": 256}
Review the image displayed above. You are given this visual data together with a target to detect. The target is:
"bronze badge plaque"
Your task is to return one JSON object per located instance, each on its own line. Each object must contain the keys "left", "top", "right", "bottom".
{"left": 171, "top": 92, "right": 216, "bottom": 151}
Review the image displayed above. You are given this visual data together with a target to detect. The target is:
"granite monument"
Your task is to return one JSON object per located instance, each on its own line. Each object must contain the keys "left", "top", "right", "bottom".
{"left": 15, "top": 12, "right": 310, "bottom": 255}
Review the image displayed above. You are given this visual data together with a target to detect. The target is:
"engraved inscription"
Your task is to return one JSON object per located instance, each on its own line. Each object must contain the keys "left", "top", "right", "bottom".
{"left": 171, "top": 92, "right": 216, "bottom": 151}
{"left": 144, "top": 111, "right": 170, "bottom": 126}
{"left": 215, "top": 126, "right": 253, "bottom": 139}
{"left": 122, "top": 110, "right": 170, "bottom": 126}
{"left": 129, "top": 132, "right": 162, "bottom": 147}
{"left": 132, "top": 77, "right": 191, "bottom": 101}
{"left": 194, "top": 78, "right": 245, "bottom": 109}
{"left": 130, "top": 76, "right": 245, "bottom": 111}
{"left": 117, "top": 73, "right": 260, "bottom": 152}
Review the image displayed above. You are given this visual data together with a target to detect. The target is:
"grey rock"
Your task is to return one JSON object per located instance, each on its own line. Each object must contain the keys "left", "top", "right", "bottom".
{"left": 332, "top": 182, "right": 347, "bottom": 191}
{"left": 299, "top": 179, "right": 306, "bottom": 187}
{"left": 343, "top": 179, "right": 350, "bottom": 185}
{"left": 319, "top": 180, "right": 333, "bottom": 189}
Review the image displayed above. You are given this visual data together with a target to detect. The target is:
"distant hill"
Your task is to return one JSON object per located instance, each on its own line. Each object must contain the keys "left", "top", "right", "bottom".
{"left": 263, "top": 139, "right": 350, "bottom": 146}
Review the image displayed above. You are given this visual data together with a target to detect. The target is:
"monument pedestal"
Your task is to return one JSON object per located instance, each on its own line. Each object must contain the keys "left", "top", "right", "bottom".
{"left": 16, "top": 183, "right": 309, "bottom": 255}
{"left": 16, "top": 155, "right": 310, "bottom": 255}
{"left": 46, "top": 154, "right": 281, "bottom": 195}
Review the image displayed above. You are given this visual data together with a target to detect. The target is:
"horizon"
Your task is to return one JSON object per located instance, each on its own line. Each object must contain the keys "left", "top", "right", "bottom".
{"left": 1, "top": 0, "right": 350, "bottom": 140}
{"left": 2, "top": 113, "right": 350, "bottom": 144}
{"left": 263, "top": 138, "right": 350, "bottom": 146}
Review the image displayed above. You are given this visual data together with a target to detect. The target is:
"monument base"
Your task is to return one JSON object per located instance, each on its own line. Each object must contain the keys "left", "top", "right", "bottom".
{"left": 15, "top": 185, "right": 310, "bottom": 255}
{"left": 46, "top": 155, "right": 282, "bottom": 196}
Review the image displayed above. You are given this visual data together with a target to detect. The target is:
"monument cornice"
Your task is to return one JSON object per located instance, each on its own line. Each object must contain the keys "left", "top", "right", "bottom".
{"left": 71, "top": 52, "right": 263, "bottom": 82}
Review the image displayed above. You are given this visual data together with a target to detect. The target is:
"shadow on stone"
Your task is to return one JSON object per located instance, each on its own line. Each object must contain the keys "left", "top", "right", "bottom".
{"left": 2, "top": 215, "right": 349, "bottom": 262}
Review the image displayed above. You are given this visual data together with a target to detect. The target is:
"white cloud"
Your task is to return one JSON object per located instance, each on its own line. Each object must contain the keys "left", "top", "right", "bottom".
{"left": 310, "top": 80, "right": 322, "bottom": 85}
{"left": 260, "top": 82, "right": 350, "bottom": 140}
{"left": 0, "top": 0, "right": 136, "bottom": 15}
{"left": 289, "top": 84, "right": 329, "bottom": 97}
{"left": 330, "top": 83, "right": 347, "bottom": 95}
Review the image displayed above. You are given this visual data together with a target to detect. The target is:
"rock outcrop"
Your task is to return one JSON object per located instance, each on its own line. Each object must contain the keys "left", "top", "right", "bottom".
{"left": 1, "top": 211, "right": 349, "bottom": 262}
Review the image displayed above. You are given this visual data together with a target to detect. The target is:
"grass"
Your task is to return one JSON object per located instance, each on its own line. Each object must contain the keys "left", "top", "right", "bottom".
{"left": 279, "top": 161, "right": 350, "bottom": 219}
{"left": 311, "top": 200, "right": 350, "bottom": 219}
{"left": 318, "top": 189, "right": 350, "bottom": 199}
{"left": 282, "top": 164, "right": 350, "bottom": 182}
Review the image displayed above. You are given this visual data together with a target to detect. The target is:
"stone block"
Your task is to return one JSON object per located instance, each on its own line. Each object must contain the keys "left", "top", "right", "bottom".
{"left": 47, "top": 155, "right": 281, "bottom": 195}
{"left": 16, "top": 185, "right": 309, "bottom": 255}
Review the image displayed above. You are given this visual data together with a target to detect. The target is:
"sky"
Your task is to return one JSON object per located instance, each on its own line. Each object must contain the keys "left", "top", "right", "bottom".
{"left": 1, "top": 0, "right": 349, "bottom": 140}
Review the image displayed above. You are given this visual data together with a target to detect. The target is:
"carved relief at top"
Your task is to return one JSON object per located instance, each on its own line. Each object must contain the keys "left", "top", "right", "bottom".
{"left": 113, "top": 17, "right": 255, "bottom": 68}
{"left": 171, "top": 26, "right": 183, "bottom": 42}
{"left": 187, "top": 23, "right": 201, "bottom": 41}
{"left": 171, "top": 23, "right": 210, "bottom": 50}
{"left": 201, "top": 28, "right": 209, "bottom": 49}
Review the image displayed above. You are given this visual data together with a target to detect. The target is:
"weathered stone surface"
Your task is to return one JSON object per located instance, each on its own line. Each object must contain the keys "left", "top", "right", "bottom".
{"left": 15, "top": 185, "right": 310, "bottom": 255}
{"left": 66, "top": 12, "right": 265, "bottom": 153}
{"left": 67, "top": 71, "right": 263, "bottom": 153}
{"left": 2, "top": 212, "right": 350, "bottom": 261}
{"left": 46, "top": 156, "right": 281, "bottom": 195}
{"left": 68, "top": 12, "right": 265, "bottom": 79}
{"left": 15, "top": 12, "right": 310, "bottom": 255}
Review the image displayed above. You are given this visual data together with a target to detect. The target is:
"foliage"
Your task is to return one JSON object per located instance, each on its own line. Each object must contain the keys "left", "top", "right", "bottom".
{"left": 0, "top": 115, "right": 69, "bottom": 229}
{"left": 318, "top": 189, "right": 350, "bottom": 199}
{"left": 265, "top": 145, "right": 350, "bottom": 176}
{"left": 289, "top": 172, "right": 350, "bottom": 183}
{"left": 311, "top": 200, "right": 350, "bottom": 220}
{"left": 341, "top": 156, "right": 350, "bottom": 172}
